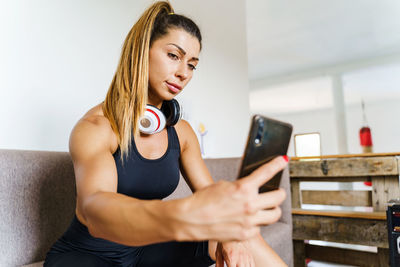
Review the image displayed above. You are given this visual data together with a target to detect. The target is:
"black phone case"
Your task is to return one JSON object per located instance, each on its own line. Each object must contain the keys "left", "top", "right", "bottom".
{"left": 238, "top": 115, "right": 293, "bottom": 192}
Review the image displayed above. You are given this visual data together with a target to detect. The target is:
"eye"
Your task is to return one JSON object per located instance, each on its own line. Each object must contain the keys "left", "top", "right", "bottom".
{"left": 168, "top": 53, "right": 179, "bottom": 60}
{"left": 188, "top": 64, "right": 197, "bottom": 71}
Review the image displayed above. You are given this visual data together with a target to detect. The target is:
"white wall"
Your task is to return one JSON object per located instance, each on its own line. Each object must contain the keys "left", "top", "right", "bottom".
{"left": 265, "top": 98, "right": 400, "bottom": 157}
{"left": 272, "top": 108, "right": 338, "bottom": 156}
{"left": 250, "top": 64, "right": 400, "bottom": 156}
{"left": 345, "top": 98, "right": 400, "bottom": 154}
{"left": 0, "top": 0, "right": 250, "bottom": 158}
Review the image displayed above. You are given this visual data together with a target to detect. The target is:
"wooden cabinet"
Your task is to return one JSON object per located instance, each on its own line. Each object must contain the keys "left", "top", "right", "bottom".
{"left": 290, "top": 153, "right": 400, "bottom": 266}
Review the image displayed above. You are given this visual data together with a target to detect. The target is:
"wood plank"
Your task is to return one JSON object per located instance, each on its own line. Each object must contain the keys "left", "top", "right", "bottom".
{"left": 301, "top": 190, "right": 372, "bottom": 206}
{"left": 291, "top": 176, "right": 371, "bottom": 182}
{"left": 385, "top": 175, "right": 400, "bottom": 209}
{"left": 292, "top": 213, "right": 388, "bottom": 248}
{"left": 304, "top": 244, "right": 389, "bottom": 267}
{"left": 377, "top": 248, "right": 390, "bottom": 267}
{"left": 289, "top": 157, "right": 398, "bottom": 177}
{"left": 293, "top": 240, "right": 306, "bottom": 267}
{"left": 292, "top": 208, "right": 386, "bottom": 220}
{"left": 291, "top": 152, "right": 400, "bottom": 161}
{"left": 372, "top": 176, "right": 386, "bottom": 212}
{"left": 291, "top": 178, "right": 301, "bottom": 209}
{"left": 372, "top": 175, "right": 400, "bottom": 212}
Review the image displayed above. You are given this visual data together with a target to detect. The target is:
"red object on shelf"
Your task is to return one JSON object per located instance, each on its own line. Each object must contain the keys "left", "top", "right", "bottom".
{"left": 364, "top": 181, "right": 372, "bottom": 186}
{"left": 359, "top": 126, "right": 373, "bottom": 146}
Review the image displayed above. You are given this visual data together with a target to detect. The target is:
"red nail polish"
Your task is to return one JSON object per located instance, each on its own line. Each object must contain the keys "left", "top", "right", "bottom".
{"left": 283, "top": 155, "right": 289, "bottom": 162}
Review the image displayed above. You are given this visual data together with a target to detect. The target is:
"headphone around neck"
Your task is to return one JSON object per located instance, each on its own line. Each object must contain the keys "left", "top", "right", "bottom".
{"left": 139, "top": 99, "right": 182, "bottom": 134}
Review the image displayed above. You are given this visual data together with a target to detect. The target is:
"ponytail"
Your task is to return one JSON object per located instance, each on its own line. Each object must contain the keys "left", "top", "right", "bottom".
{"left": 102, "top": 1, "right": 174, "bottom": 163}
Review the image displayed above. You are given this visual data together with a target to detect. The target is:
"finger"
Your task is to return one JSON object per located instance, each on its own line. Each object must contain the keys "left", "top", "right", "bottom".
{"left": 250, "top": 254, "right": 256, "bottom": 267}
{"left": 239, "top": 156, "right": 288, "bottom": 188}
{"left": 243, "top": 253, "right": 251, "bottom": 267}
{"left": 250, "top": 207, "right": 282, "bottom": 226}
{"left": 223, "top": 251, "right": 236, "bottom": 267}
{"left": 221, "top": 248, "right": 236, "bottom": 267}
{"left": 253, "top": 188, "right": 286, "bottom": 210}
{"left": 239, "top": 253, "right": 246, "bottom": 267}
{"left": 244, "top": 255, "right": 250, "bottom": 267}
{"left": 247, "top": 255, "right": 252, "bottom": 267}
{"left": 241, "top": 253, "right": 248, "bottom": 267}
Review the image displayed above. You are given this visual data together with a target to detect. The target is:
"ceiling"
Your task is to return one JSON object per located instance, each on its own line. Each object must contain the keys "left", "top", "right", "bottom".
{"left": 249, "top": 63, "right": 400, "bottom": 115}
{"left": 246, "top": 0, "right": 400, "bottom": 82}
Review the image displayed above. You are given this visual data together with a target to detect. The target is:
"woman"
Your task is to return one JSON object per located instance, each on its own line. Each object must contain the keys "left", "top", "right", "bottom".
{"left": 44, "top": 1, "right": 288, "bottom": 267}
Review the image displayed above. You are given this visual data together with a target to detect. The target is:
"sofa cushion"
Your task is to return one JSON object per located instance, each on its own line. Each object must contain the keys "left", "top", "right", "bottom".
{"left": 261, "top": 222, "right": 293, "bottom": 265}
{"left": 0, "top": 150, "right": 76, "bottom": 267}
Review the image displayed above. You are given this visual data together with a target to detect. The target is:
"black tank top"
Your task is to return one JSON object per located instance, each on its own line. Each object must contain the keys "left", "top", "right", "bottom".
{"left": 114, "top": 126, "right": 181, "bottom": 199}
{"left": 46, "top": 126, "right": 182, "bottom": 266}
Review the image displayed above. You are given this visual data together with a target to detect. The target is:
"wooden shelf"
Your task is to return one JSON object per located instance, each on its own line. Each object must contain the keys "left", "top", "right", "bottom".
{"left": 291, "top": 152, "right": 400, "bottom": 161}
{"left": 292, "top": 208, "right": 387, "bottom": 220}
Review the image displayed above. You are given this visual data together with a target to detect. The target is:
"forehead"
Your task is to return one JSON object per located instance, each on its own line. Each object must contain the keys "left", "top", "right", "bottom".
{"left": 152, "top": 28, "right": 201, "bottom": 56}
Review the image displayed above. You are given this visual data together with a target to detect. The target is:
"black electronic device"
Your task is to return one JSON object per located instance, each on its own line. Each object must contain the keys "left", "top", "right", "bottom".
{"left": 237, "top": 115, "right": 293, "bottom": 193}
{"left": 387, "top": 199, "right": 400, "bottom": 266}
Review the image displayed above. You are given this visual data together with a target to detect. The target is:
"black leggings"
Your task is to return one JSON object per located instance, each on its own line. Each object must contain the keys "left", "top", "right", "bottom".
{"left": 44, "top": 216, "right": 215, "bottom": 267}
{"left": 45, "top": 240, "right": 215, "bottom": 267}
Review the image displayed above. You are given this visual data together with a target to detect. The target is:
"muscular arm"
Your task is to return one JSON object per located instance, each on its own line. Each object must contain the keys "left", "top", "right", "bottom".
{"left": 71, "top": 117, "right": 187, "bottom": 246}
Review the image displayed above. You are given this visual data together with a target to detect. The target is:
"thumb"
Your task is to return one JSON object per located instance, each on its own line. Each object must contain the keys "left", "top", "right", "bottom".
{"left": 239, "top": 156, "right": 288, "bottom": 188}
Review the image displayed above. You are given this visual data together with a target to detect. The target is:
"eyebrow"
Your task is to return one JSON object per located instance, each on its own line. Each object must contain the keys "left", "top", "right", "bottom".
{"left": 167, "top": 43, "right": 199, "bottom": 62}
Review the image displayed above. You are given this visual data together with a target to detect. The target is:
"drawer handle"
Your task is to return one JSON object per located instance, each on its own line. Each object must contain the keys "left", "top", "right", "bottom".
{"left": 321, "top": 160, "right": 329, "bottom": 175}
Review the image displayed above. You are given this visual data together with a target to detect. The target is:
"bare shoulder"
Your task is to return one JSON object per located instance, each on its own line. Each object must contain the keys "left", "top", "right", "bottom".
{"left": 175, "top": 119, "right": 193, "bottom": 132}
{"left": 69, "top": 103, "right": 119, "bottom": 161}
{"left": 174, "top": 119, "right": 199, "bottom": 152}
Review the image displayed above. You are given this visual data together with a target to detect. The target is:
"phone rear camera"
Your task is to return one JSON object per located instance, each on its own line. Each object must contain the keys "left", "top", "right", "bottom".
{"left": 255, "top": 118, "right": 264, "bottom": 146}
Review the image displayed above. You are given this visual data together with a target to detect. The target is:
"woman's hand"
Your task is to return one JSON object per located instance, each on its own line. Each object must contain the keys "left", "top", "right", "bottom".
{"left": 216, "top": 241, "right": 255, "bottom": 267}
{"left": 175, "top": 156, "right": 288, "bottom": 242}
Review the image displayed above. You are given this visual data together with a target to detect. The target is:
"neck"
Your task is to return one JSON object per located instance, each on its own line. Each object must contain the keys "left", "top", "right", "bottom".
{"left": 147, "top": 91, "right": 163, "bottom": 109}
{"left": 148, "top": 99, "right": 163, "bottom": 109}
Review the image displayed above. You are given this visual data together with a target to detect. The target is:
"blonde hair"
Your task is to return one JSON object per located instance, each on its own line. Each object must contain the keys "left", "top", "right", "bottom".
{"left": 102, "top": 1, "right": 174, "bottom": 163}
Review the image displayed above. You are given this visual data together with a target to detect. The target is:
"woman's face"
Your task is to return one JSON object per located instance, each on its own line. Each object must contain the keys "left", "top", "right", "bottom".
{"left": 148, "top": 28, "right": 201, "bottom": 106}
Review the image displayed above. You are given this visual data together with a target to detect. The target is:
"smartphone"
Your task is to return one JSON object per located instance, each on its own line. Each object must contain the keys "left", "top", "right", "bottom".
{"left": 238, "top": 115, "right": 293, "bottom": 193}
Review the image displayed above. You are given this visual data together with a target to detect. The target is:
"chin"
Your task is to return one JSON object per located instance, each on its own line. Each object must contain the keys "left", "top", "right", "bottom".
{"left": 163, "top": 95, "right": 176, "bottom": 101}
{"left": 163, "top": 91, "right": 179, "bottom": 100}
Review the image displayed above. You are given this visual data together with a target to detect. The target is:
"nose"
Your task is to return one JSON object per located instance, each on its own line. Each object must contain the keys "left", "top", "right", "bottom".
{"left": 175, "top": 63, "right": 188, "bottom": 81}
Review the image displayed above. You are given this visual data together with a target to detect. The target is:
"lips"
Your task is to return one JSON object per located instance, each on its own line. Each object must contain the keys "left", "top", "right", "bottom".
{"left": 166, "top": 82, "right": 182, "bottom": 93}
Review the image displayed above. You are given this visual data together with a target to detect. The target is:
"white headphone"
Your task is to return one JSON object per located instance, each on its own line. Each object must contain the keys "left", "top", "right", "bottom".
{"left": 139, "top": 105, "right": 167, "bottom": 134}
{"left": 139, "top": 100, "right": 182, "bottom": 135}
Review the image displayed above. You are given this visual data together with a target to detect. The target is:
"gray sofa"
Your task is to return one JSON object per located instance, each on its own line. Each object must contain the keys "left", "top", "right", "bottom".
{"left": 0, "top": 149, "right": 293, "bottom": 267}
